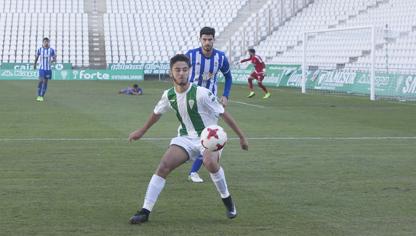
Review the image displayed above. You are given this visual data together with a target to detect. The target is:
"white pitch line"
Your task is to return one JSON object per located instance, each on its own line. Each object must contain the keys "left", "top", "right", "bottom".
{"left": 0, "top": 137, "right": 416, "bottom": 142}
{"left": 229, "top": 100, "right": 266, "bottom": 108}
{"left": 240, "top": 137, "right": 416, "bottom": 140}
{"left": 0, "top": 137, "right": 167, "bottom": 141}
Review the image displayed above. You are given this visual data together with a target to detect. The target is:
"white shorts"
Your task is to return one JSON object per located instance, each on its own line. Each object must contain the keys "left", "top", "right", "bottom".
{"left": 170, "top": 136, "right": 222, "bottom": 161}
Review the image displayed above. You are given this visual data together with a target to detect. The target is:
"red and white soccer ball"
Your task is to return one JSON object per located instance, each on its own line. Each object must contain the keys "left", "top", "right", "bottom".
{"left": 200, "top": 125, "right": 227, "bottom": 152}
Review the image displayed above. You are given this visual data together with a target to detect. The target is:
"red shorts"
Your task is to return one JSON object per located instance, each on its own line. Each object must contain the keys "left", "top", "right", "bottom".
{"left": 250, "top": 71, "right": 264, "bottom": 81}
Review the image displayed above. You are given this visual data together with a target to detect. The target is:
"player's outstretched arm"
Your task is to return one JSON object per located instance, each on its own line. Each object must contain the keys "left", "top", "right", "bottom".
{"left": 128, "top": 113, "right": 161, "bottom": 143}
{"left": 220, "top": 74, "right": 231, "bottom": 107}
{"left": 240, "top": 58, "right": 250, "bottom": 63}
{"left": 220, "top": 56, "right": 232, "bottom": 108}
{"left": 221, "top": 111, "right": 248, "bottom": 150}
{"left": 34, "top": 55, "right": 39, "bottom": 70}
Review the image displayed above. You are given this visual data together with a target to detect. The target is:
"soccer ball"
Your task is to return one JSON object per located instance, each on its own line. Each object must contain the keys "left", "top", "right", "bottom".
{"left": 200, "top": 125, "right": 227, "bottom": 152}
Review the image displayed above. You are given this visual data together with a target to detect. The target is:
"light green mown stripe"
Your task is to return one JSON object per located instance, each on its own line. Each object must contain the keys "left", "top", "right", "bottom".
{"left": 187, "top": 85, "right": 205, "bottom": 136}
{"left": 167, "top": 88, "right": 187, "bottom": 136}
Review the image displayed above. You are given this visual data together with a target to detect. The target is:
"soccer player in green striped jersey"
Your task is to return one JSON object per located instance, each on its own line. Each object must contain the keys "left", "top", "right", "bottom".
{"left": 128, "top": 54, "right": 248, "bottom": 224}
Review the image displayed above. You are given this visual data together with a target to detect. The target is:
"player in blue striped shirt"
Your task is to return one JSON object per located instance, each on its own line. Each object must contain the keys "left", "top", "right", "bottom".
{"left": 185, "top": 27, "right": 233, "bottom": 183}
{"left": 34, "top": 37, "right": 56, "bottom": 102}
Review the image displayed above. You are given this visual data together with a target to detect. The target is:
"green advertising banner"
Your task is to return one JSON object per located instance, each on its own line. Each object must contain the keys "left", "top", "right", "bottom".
{"left": 217, "top": 67, "right": 252, "bottom": 85}
{"left": 0, "top": 63, "right": 144, "bottom": 81}
{"left": 218, "top": 64, "right": 301, "bottom": 87}
{"left": 274, "top": 67, "right": 416, "bottom": 98}
{"left": 71, "top": 69, "right": 144, "bottom": 80}
{"left": 265, "top": 64, "right": 301, "bottom": 87}
{"left": 0, "top": 69, "right": 40, "bottom": 80}
{"left": 0, "top": 69, "right": 76, "bottom": 80}
{"left": 221, "top": 64, "right": 415, "bottom": 98}
{"left": 1, "top": 61, "right": 414, "bottom": 98}
{"left": 0, "top": 63, "right": 72, "bottom": 70}
{"left": 0, "top": 69, "right": 144, "bottom": 81}
{"left": 307, "top": 70, "right": 416, "bottom": 98}
{"left": 0, "top": 62, "right": 74, "bottom": 80}
{"left": 108, "top": 63, "right": 169, "bottom": 75}
{"left": 396, "top": 74, "right": 416, "bottom": 97}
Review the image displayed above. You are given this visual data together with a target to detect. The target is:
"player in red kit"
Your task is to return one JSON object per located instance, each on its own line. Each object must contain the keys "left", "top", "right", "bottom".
{"left": 240, "top": 49, "right": 271, "bottom": 99}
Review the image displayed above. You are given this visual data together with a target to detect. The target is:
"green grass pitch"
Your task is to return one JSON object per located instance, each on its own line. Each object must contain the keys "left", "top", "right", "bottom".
{"left": 1, "top": 80, "right": 415, "bottom": 236}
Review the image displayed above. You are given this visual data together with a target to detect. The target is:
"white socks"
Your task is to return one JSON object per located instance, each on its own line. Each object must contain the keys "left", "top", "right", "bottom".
{"left": 141, "top": 169, "right": 229, "bottom": 212}
{"left": 209, "top": 167, "right": 230, "bottom": 198}
{"left": 142, "top": 174, "right": 166, "bottom": 211}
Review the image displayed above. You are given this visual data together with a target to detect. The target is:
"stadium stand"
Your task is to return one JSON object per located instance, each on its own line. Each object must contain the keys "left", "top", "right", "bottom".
{"left": 343, "top": 0, "right": 416, "bottom": 73}
{"left": 223, "top": 0, "right": 312, "bottom": 62}
{"left": 103, "top": 0, "right": 248, "bottom": 64}
{"left": 231, "top": 0, "right": 416, "bottom": 73}
{"left": 0, "top": 0, "right": 415, "bottom": 74}
{"left": 233, "top": 0, "right": 383, "bottom": 65}
{"left": 0, "top": 0, "right": 89, "bottom": 67}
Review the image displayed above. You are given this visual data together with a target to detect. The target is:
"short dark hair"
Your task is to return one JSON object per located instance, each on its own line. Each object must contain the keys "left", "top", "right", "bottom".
{"left": 248, "top": 48, "right": 256, "bottom": 54}
{"left": 200, "top": 27, "right": 215, "bottom": 38}
{"left": 133, "top": 84, "right": 138, "bottom": 88}
{"left": 170, "top": 54, "right": 191, "bottom": 69}
{"left": 43, "top": 37, "right": 50, "bottom": 42}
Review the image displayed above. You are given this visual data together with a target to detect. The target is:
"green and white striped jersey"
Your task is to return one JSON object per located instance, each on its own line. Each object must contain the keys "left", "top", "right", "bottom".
{"left": 154, "top": 84, "right": 224, "bottom": 138}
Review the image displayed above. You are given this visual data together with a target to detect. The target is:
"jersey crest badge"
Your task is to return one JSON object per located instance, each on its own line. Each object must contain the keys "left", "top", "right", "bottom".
{"left": 188, "top": 99, "right": 195, "bottom": 109}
